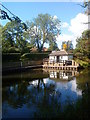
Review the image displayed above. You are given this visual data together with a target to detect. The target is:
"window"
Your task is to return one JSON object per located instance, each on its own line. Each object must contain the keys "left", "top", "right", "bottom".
{"left": 61, "top": 56, "right": 63, "bottom": 59}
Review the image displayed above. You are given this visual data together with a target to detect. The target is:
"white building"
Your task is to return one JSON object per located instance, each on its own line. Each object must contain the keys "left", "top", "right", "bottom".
{"left": 49, "top": 49, "right": 73, "bottom": 63}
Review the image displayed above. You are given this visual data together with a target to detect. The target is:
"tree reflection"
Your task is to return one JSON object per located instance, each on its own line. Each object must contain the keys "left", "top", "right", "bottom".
{"left": 29, "top": 79, "right": 62, "bottom": 118}
{"left": 62, "top": 69, "right": 90, "bottom": 120}
{"left": 3, "top": 78, "right": 62, "bottom": 118}
{"left": 3, "top": 82, "right": 31, "bottom": 108}
{"left": 2, "top": 69, "right": 90, "bottom": 119}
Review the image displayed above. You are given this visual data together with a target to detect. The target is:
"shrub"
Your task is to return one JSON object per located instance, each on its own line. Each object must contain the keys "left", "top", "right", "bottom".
{"left": 21, "top": 53, "right": 49, "bottom": 61}
{"left": 2, "top": 53, "right": 21, "bottom": 62}
{"left": 8, "top": 47, "right": 20, "bottom": 53}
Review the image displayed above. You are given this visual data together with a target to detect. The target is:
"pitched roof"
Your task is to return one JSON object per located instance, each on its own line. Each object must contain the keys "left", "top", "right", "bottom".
{"left": 49, "top": 49, "right": 72, "bottom": 56}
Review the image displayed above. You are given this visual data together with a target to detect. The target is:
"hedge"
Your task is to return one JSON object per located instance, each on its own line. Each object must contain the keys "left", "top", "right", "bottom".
{"left": 2, "top": 52, "right": 50, "bottom": 62}
{"left": 21, "top": 53, "right": 49, "bottom": 61}
{"left": 2, "top": 53, "right": 21, "bottom": 62}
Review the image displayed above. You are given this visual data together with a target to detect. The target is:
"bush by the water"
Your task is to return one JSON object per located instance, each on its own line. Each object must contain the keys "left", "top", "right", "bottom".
{"left": 2, "top": 52, "right": 49, "bottom": 63}
{"left": 2, "top": 53, "right": 21, "bottom": 62}
{"left": 21, "top": 53, "right": 49, "bottom": 61}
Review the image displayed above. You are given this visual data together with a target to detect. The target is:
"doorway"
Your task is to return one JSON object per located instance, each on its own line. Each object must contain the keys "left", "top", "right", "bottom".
{"left": 57, "top": 56, "right": 59, "bottom": 63}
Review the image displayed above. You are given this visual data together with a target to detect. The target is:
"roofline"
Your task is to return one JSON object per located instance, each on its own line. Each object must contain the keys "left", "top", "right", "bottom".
{"left": 49, "top": 53, "right": 73, "bottom": 56}
{"left": 49, "top": 54, "right": 68, "bottom": 56}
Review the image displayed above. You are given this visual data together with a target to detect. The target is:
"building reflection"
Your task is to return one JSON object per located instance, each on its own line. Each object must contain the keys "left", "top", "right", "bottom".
{"left": 43, "top": 69, "right": 79, "bottom": 81}
{"left": 3, "top": 69, "right": 84, "bottom": 118}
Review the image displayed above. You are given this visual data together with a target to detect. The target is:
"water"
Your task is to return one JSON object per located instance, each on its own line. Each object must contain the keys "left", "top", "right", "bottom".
{"left": 2, "top": 69, "right": 90, "bottom": 119}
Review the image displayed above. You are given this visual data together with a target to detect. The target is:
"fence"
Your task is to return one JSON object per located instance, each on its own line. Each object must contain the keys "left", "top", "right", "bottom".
{"left": 2, "top": 60, "right": 43, "bottom": 70}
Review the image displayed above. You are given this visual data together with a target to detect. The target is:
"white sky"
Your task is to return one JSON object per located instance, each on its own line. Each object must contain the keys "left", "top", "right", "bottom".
{"left": 56, "top": 13, "right": 88, "bottom": 49}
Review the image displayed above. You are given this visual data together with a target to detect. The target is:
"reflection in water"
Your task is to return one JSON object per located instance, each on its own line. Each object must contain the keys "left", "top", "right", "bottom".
{"left": 47, "top": 70, "right": 78, "bottom": 81}
{"left": 2, "top": 69, "right": 90, "bottom": 119}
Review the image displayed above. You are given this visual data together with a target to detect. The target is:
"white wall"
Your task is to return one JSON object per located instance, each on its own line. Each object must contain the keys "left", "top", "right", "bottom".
{"left": 49, "top": 56, "right": 57, "bottom": 62}
{"left": 49, "top": 55, "right": 69, "bottom": 62}
{"left": 59, "top": 56, "right": 68, "bottom": 61}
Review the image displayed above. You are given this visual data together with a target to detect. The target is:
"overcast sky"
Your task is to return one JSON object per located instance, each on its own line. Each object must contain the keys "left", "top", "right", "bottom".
{"left": 1, "top": 1, "right": 88, "bottom": 48}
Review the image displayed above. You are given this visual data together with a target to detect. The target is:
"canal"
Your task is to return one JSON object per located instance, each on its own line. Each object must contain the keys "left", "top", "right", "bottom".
{"left": 2, "top": 69, "right": 90, "bottom": 119}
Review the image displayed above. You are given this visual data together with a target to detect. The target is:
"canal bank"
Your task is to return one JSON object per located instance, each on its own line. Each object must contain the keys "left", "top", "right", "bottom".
{"left": 2, "top": 52, "right": 49, "bottom": 74}
{"left": 2, "top": 64, "right": 43, "bottom": 74}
